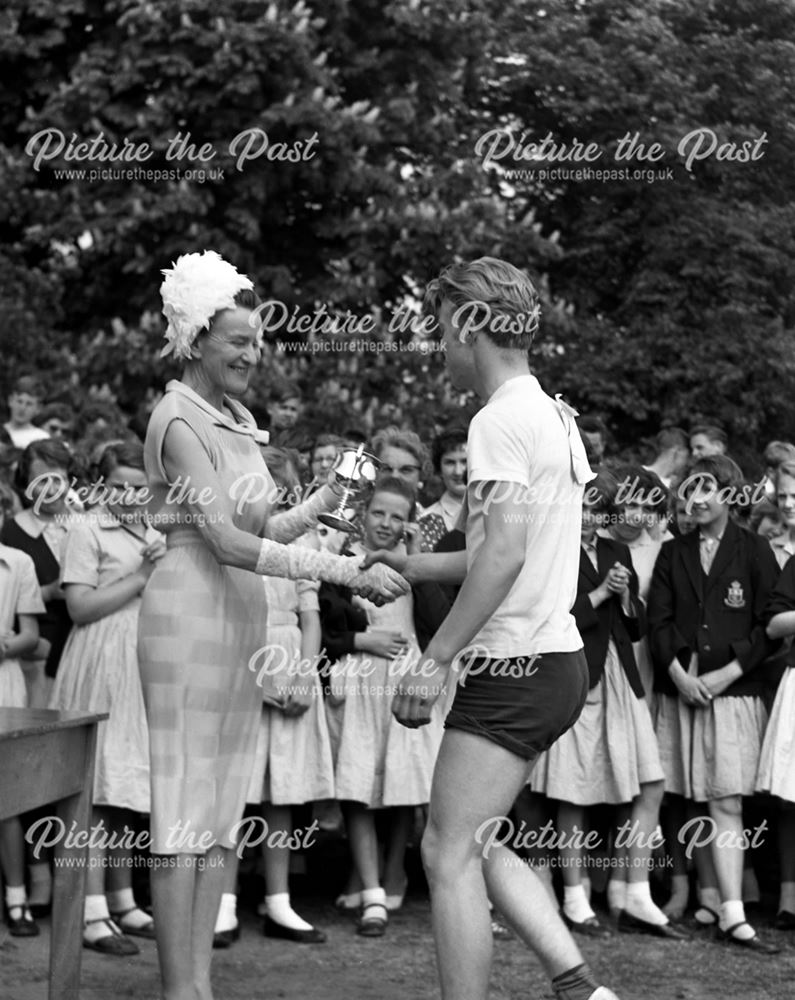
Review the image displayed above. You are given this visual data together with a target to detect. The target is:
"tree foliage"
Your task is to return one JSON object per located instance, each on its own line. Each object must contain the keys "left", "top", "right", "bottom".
{"left": 1, "top": 0, "right": 793, "bottom": 468}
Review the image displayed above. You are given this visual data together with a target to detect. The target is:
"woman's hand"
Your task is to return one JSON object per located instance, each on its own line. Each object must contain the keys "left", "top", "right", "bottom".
{"left": 700, "top": 661, "right": 742, "bottom": 698}
{"left": 359, "top": 631, "right": 409, "bottom": 659}
{"left": 278, "top": 691, "right": 313, "bottom": 718}
{"left": 140, "top": 537, "right": 167, "bottom": 581}
{"left": 669, "top": 660, "right": 712, "bottom": 707}
{"left": 351, "top": 562, "right": 410, "bottom": 605}
{"left": 605, "top": 561, "right": 630, "bottom": 596}
{"left": 41, "top": 581, "right": 66, "bottom": 603}
{"left": 403, "top": 523, "right": 423, "bottom": 556}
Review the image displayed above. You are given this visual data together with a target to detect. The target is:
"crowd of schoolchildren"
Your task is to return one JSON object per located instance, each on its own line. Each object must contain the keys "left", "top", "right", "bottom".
{"left": 3, "top": 374, "right": 795, "bottom": 961}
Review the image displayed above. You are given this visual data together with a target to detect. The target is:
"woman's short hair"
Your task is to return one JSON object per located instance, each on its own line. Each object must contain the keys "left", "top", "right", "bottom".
{"left": 268, "top": 379, "right": 302, "bottom": 404}
{"left": 423, "top": 256, "right": 540, "bottom": 351}
{"left": 96, "top": 440, "right": 146, "bottom": 481}
{"left": 260, "top": 446, "right": 302, "bottom": 504}
{"left": 583, "top": 470, "right": 619, "bottom": 515}
{"left": 611, "top": 463, "right": 670, "bottom": 515}
{"left": 312, "top": 433, "right": 345, "bottom": 455}
{"left": 685, "top": 454, "right": 744, "bottom": 493}
{"left": 207, "top": 287, "right": 261, "bottom": 333}
{"left": 431, "top": 426, "right": 468, "bottom": 474}
{"left": 775, "top": 460, "right": 795, "bottom": 489}
{"left": 764, "top": 441, "right": 795, "bottom": 470}
{"left": 749, "top": 498, "right": 783, "bottom": 532}
{"left": 371, "top": 426, "right": 429, "bottom": 471}
{"left": 14, "top": 438, "right": 73, "bottom": 501}
{"left": 369, "top": 475, "right": 417, "bottom": 521}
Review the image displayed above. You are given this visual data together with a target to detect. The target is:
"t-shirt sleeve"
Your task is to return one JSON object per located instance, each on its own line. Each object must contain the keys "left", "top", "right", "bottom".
{"left": 60, "top": 523, "right": 101, "bottom": 588}
{"left": 15, "top": 551, "right": 46, "bottom": 615}
{"left": 467, "top": 408, "right": 530, "bottom": 487}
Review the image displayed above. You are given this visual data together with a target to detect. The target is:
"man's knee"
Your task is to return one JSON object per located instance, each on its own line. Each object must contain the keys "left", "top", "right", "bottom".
{"left": 421, "top": 823, "right": 480, "bottom": 883}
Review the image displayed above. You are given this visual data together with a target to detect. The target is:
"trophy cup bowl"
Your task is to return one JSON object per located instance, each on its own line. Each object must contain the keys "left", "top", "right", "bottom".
{"left": 318, "top": 444, "right": 379, "bottom": 533}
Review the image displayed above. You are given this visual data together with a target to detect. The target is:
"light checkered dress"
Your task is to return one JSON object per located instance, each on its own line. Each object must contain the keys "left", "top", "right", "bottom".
{"left": 138, "top": 381, "right": 274, "bottom": 854}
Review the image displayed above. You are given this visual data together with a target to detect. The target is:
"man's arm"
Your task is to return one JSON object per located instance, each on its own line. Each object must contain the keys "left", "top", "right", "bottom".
{"left": 422, "top": 481, "right": 528, "bottom": 664}
{"left": 360, "top": 546, "right": 468, "bottom": 584}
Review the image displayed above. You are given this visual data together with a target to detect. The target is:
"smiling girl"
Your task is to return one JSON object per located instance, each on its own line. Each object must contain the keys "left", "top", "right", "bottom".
{"left": 324, "top": 477, "right": 449, "bottom": 936}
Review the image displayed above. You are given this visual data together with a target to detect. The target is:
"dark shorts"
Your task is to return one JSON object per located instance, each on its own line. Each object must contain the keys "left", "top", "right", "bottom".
{"left": 445, "top": 649, "right": 589, "bottom": 761}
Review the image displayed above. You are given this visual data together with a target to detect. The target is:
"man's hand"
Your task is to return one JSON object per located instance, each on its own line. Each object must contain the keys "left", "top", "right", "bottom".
{"left": 352, "top": 562, "right": 410, "bottom": 605}
{"left": 359, "top": 548, "right": 409, "bottom": 576}
{"left": 391, "top": 655, "right": 449, "bottom": 728}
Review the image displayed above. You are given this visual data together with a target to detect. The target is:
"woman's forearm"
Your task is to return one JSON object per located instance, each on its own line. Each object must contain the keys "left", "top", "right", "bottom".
{"left": 265, "top": 486, "right": 337, "bottom": 544}
{"left": 767, "top": 610, "right": 795, "bottom": 639}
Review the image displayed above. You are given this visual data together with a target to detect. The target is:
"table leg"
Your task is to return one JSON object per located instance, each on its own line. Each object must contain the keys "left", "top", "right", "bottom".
{"left": 49, "top": 724, "right": 97, "bottom": 1000}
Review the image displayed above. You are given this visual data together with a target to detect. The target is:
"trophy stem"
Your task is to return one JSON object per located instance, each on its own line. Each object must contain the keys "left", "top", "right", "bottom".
{"left": 318, "top": 483, "right": 358, "bottom": 532}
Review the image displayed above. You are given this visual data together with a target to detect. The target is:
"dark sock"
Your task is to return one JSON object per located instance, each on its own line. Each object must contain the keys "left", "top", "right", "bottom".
{"left": 552, "top": 962, "right": 599, "bottom": 1000}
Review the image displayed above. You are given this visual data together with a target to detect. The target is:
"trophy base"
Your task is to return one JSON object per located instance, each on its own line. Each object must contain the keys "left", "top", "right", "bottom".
{"left": 318, "top": 512, "right": 357, "bottom": 533}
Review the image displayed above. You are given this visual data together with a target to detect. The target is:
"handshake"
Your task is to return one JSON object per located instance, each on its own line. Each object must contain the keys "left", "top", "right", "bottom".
{"left": 351, "top": 547, "right": 412, "bottom": 606}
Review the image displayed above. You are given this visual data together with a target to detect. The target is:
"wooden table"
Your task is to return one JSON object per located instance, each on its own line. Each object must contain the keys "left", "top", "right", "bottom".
{"left": 0, "top": 707, "right": 107, "bottom": 1000}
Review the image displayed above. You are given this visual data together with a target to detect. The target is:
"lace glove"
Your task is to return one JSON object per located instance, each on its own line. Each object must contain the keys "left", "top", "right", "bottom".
{"left": 255, "top": 538, "right": 409, "bottom": 603}
{"left": 265, "top": 487, "right": 336, "bottom": 544}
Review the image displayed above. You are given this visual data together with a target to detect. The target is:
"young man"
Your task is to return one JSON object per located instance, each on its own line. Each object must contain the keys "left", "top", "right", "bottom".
{"left": 689, "top": 424, "right": 728, "bottom": 459}
{"left": 363, "top": 257, "right": 618, "bottom": 1000}
{"left": 643, "top": 427, "right": 690, "bottom": 490}
{"left": 3, "top": 377, "right": 50, "bottom": 449}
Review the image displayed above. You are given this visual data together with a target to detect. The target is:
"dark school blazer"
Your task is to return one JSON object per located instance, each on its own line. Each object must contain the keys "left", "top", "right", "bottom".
{"left": 571, "top": 535, "right": 645, "bottom": 697}
{"left": 647, "top": 519, "right": 781, "bottom": 698}
{"left": 318, "top": 579, "right": 451, "bottom": 662}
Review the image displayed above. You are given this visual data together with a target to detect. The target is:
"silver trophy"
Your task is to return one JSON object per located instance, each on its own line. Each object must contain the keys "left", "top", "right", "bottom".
{"left": 318, "top": 443, "right": 379, "bottom": 533}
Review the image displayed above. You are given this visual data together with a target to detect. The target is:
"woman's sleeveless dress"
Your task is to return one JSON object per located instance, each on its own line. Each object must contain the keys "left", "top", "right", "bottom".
{"left": 138, "top": 380, "right": 275, "bottom": 853}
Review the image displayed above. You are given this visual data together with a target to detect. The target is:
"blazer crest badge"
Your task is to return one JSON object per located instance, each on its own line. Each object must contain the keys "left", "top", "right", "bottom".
{"left": 724, "top": 580, "right": 746, "bottom": 609}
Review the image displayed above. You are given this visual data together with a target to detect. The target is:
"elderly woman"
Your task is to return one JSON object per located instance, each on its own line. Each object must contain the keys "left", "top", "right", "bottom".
{"left": 138, "top": 251, "right": 406, "bottom": 1000}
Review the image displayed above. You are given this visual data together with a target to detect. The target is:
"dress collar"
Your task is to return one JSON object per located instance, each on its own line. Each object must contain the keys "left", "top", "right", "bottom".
{"left": 165, "top": 380, "right": 269, "bottom": 443}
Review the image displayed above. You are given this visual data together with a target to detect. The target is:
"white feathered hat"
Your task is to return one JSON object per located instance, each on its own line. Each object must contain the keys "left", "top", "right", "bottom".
{"left": 159, "top": 250, "right": 254, "bottom": 359}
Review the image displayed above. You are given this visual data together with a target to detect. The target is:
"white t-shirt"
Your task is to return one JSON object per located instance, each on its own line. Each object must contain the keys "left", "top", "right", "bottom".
{"left": 464, "top": 374, "right": 591, "bottom": 657}
{"left": 3, "top": 424, "right": 50, "bottom": 449}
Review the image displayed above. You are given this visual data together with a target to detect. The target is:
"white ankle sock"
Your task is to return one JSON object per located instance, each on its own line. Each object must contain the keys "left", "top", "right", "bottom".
{"left": 719, "top": 900, "right": 753, "bottom": 939}
{"left": 5, "top": 884, "right": 28, "bottom": 918}
{"left": 265, "top": 892, "right": 313, "bottom": 932}
{"left": 107, "top": 888, "right": 151, "bottom": 929}
{"left": 215, "top": 893, "right": 238, "bottom": 934}
{"left": 361, "top": 887, "right": 387, "bottom": 914}
{"left": 84, "top": 894, "right": 113, "bottom": 943}
{"left": 779, "top": 881, "right": 795, "bottom": 913}
{"left": 606, "top": 878, "right": 627, "bottom": 914}
{"left": 563, "top": 884, "right": 595, "bottom": 924}
{"left": 625, "top": 881, "right": 667, "bottom": 925}
{"left": 581, "top": 874, "right": 592, "bottom": 903}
